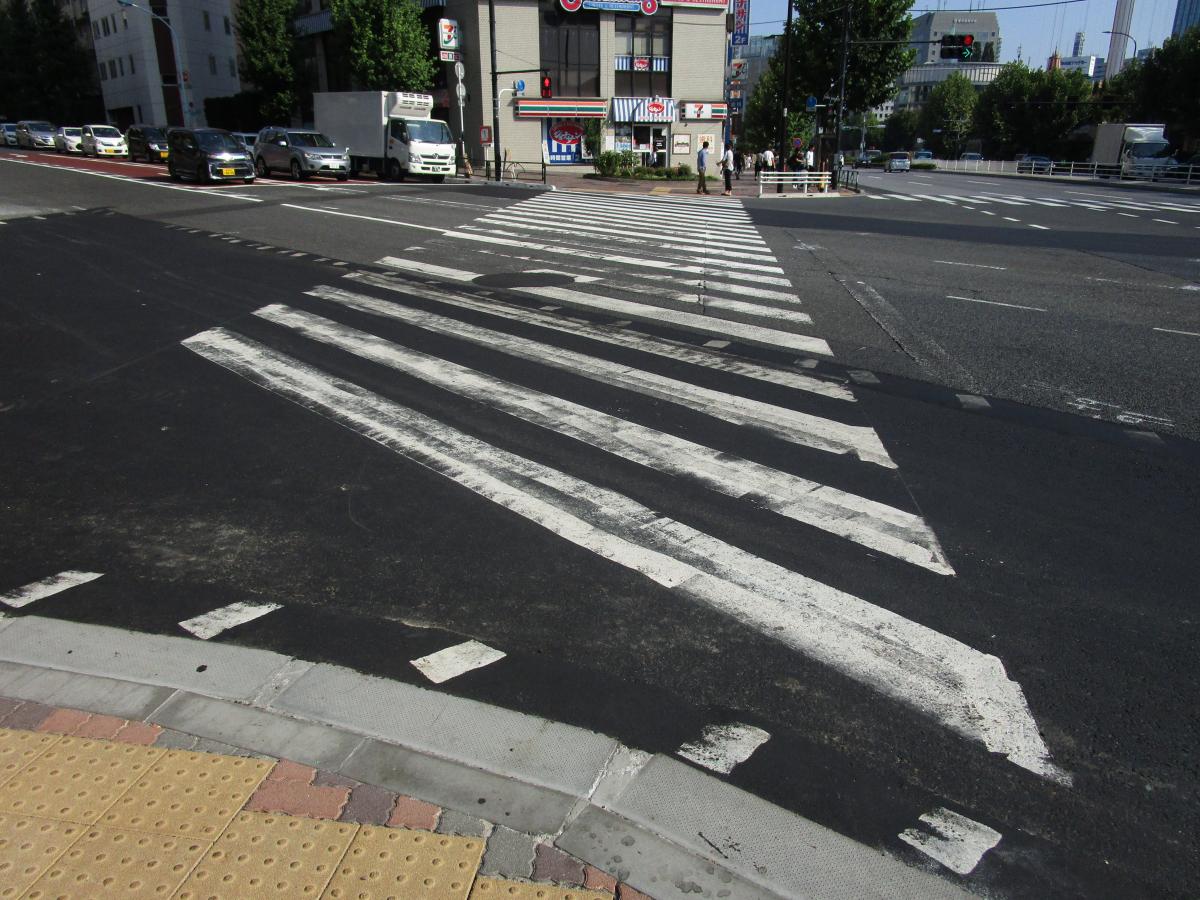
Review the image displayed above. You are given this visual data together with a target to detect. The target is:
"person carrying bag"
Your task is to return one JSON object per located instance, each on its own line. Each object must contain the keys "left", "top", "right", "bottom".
{"left": 720, "top": 142, "right": 735, "bottom": 196}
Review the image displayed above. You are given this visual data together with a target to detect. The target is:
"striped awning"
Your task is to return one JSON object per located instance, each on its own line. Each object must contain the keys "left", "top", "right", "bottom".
{"left": 515, "top": 98, "right": 609, "bottom": 118}
{"left": 611, "top": 96, "right": 676, "bottom": 122}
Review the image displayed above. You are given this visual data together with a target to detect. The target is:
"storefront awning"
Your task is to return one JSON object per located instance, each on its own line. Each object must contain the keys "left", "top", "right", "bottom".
{"left": 515, "top": 98, "right": 609, "bottom": 118}
{"left": 611, "top": 97, "right": 677, "bottom": 123}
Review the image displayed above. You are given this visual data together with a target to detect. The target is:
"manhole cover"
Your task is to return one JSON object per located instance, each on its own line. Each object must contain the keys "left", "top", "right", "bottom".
{"left": 471, "top": 271, "right": 576, "bottom": 288}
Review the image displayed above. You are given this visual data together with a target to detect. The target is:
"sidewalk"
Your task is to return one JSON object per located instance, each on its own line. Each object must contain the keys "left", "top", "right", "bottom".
{"left": 0, "top": 615, "right": 968, "bottom": 900}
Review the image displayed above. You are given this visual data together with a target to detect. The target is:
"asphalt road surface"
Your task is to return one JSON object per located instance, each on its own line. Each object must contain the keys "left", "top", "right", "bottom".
{"left": 1, "top": 149, "right": 1197, "bottom": 898}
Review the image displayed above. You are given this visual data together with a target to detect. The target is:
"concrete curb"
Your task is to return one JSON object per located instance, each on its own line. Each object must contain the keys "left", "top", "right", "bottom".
{"left": 0, "top": 614, "right": 969, "bottom": 900}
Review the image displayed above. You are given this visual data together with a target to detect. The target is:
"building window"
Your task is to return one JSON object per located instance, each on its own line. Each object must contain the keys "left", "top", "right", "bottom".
{"left": 99, "top": 62, "right": 107, "bottom": 80}
{"left": 614, "top": 12, "right": 672, "bottom": 97}
{"left": 208, "top": 54, "right": 217, "bottom": 75}
{"left": 123, "top": 15, "right": 127, "bottom": 28}
{"left": 118, "top": 56, "right": 124, "bottom": 75}
{"left": 108, "top": 59, "right": 117, "bottom": 79}
{"left": 228, "top": 57, "right": 236, "bottom": 77}
{"left": 111, "top": 14, "right": 116, "bottom": 31}
{"left": 137, "top": 104, "right": 143, "bottom": 120}
{"left": 203, "top": 10, "right": 210, "bottom": 30}
{"left": 129, "top": 54, "right": 135, "bottom": 74}
{"left": 224, "top": 15, "right": 231, "bottom": 34}
{"left": 101, "top": 16, "right": 109, "bottom": 35}
{"left": 93, "top": 21, "right": 99, "bottom": 38}
{"left": 539, "top": 0, "right": 600, "bottom": 98}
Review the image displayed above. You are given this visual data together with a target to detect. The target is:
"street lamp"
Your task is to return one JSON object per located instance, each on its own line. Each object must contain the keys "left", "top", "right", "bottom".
{"left": 117, "top": 0, "right": 191, "bottom": 127}
{"left": 1103, "top": 30, "right": 1139, "bottom": 62}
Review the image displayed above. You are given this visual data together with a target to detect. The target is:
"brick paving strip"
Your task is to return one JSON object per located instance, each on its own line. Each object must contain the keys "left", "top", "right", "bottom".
{"left": 0, "top": 695, "right": 649, "bottom": 899}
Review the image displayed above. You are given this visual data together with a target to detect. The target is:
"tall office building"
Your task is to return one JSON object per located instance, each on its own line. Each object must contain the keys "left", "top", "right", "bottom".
{"left": 1072, "top": 31, "right": 1086, "bottom": 56}
{"left": 1106, "top": 0, "right": 1136, "bottom": 78}
{"left": 1173, "top": 0, "right": 1200, "bottom": 35}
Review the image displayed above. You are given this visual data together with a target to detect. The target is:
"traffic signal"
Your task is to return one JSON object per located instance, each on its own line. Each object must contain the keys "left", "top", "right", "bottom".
{"left": 940, "top": 34, "right": 976, "bottom": 60}
{"left": 540, "top": 73, "right": 552, "bottom": 98}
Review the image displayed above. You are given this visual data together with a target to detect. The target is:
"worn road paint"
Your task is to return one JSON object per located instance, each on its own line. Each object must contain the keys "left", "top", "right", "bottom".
{"left": 899, "top": 808, "right": 1003, "bottom": 875}
{"left": 183, "top": 330, "right": 1064, "bottom": 780}
{"left": 410, "top": 640, "right": 507, "bottom": 684}
{"left": 946, "top": 295, "right": 1047, "bottom": 312}
{"left": 0, "top": 571, "right": 104, "bottom": 609}
{"left": 178, "top": 601, "right": 283, "bottom": 640}
{"left": 677, "top": 724, "right": 772, "bottom": 774}
{"left": 933, "top": 260, "right": 1007, "bottom": 271}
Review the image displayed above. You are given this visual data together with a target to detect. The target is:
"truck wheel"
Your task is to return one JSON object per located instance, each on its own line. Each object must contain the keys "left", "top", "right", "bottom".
{"left": 386, "top": 158, "right": 401, "bottom": 181}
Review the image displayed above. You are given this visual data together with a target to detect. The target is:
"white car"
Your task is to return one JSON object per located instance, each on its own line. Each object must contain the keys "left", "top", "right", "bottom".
{"left": 54, "top": 127, "right": 83, "bottom": 153}
{"left": 1, "top": 124, "right": 17, "bottom": 146}
{"left": 80, "top": 124, "right": 128, "bottom": 157}
{"left": 884, "top": 152, "right": 911, "bottom": 173}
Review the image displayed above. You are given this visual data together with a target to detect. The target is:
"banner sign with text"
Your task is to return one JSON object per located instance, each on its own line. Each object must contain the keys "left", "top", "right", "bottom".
{"left": 732, "top": 0, "right": 749, "bottom": 46}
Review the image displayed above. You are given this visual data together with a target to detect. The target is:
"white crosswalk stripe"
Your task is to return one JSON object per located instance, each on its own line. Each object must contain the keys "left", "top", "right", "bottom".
{"left": 866, "top": 190, "right": 1200, "bottom": 214}
{"left": 179, "top": 191, "right": 1069, "bottom": 782}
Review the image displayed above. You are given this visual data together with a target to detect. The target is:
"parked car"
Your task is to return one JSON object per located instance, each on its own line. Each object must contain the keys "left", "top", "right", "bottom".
{"left": 126, "top": 125, "right": 169, "bottom": 162}
{"left": 166, "top": 127, "right": 255, "bottom": 183}
{"left": 884, "top": 151, "right": 911, "bottom": 173}
{"left": 80, "top": 124, "right": 128, "bottom": 157}
{"left": 232, "top": 132, "right": 258, "bottom": 151}
{"left": 959, "top": 152, "right": 984, "bottom": 162}
{"left": 2, "top": 123, "right": 18, "bottom": 146}
{"left": 54, "top": 127, "right": 83, "bottom": 153}
{"left": 914, "top": 150, "right": 934, "bottom": 161}
{"left": 253, "top": 127, "right": 350, "bottom": 181}
{"left": 1016, "top": 155, "right": 1052, "bottom": 174}
{"left": 15, "top": 121, "right": 57, "bottom": 150}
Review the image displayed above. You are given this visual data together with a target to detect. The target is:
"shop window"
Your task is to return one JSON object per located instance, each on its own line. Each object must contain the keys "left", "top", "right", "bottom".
{"left": 615, "top": 9, "right": 671, "bottom": 58}
{"left": 539, "top": 0, "right": 600, "bottom": 98}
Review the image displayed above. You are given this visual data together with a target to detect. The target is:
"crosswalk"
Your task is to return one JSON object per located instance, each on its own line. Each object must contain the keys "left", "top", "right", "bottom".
{"left": 181, "top": 190, "right": 1066, "bottom": 782}
{"left": 865, "top": 190, "right": 1200, "bottom": 215}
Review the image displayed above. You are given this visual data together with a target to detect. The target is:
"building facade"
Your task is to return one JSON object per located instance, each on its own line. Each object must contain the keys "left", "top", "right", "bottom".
{"left": 891, "top": 12, "right": 1001, "bottom": 114}
{"left": 1060, "top": 54, "right": 1105, "bottom": 81}
{"left": 88, "top": 0, "right": 241, "bottom": 128}
{"left": 1173, "top": 0, "right": 1200, "bottom": 35}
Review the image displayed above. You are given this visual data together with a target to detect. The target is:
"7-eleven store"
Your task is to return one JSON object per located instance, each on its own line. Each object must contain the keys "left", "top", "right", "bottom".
{"left": 435, "top": 0, "right": 731, "bottom": 169}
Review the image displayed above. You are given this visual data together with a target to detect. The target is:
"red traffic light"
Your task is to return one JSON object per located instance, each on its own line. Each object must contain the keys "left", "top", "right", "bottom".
{"left": 540, "top": 75, "right": 552, "bottom": 98}
{"left": 963, "top": 34, "right": 974, "bottom": 45}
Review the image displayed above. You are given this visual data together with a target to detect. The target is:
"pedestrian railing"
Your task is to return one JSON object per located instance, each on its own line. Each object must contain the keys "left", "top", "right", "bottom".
{"left": 482, "top": 159, "right": 548, "bottom": 185}
{"left": 837, "top": 167, "right": 859, "bottom": 192}
{"left": 757, "top": 171, "right": 832, "bottom": 196}
{"left": 933, "top": 158, "right": 1198, "bottom": 184}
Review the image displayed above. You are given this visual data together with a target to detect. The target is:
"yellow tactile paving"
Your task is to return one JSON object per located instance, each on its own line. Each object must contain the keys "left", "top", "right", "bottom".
{"left": 0, "top": 728, "right": 62, "bottom": 789}
{"left": 324, "top": 824, "right": 485, "bottom": 900}
{"left": 175, "top": 810, "right": 358, "bottom": 899}
{"left": 22, "top": 824, "right": 210, "bottom": 899}
{"left": 0, "top": 813, "right": 86, "bottom": 899}
{"left": 469, "top": 877, "right": 613, "bottom": 900}
{"left": 0, "top": 735, "right": 163, "bottom": 824}
{"left": 101, "top": 748, "right": 274, "bottom": 839}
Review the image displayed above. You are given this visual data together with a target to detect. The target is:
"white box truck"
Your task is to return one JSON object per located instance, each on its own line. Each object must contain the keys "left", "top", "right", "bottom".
{"left": 1090, "top": 123, "right": 1173, "bottom": 178}
{"left": 313, "top": 91, "right": 455, "bottom": 182}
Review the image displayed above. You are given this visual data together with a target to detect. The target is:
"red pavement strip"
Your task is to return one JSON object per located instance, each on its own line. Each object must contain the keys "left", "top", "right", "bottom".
{"left": 0, "top": 693, "right": 650, "bottom": 898}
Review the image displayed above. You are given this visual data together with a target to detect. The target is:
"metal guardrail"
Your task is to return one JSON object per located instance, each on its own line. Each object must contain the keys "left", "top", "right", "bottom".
{"left": 482, "top": 159, "right": 548, "bottom": 185}
{"left": 837, "top": 168, "right": 859, "bottom": 192}
{"left": 932, "top": 158, "right": 1199, "bottom": 185}
{"left": 757, "top": 171, "right": 832, "bottom": 196}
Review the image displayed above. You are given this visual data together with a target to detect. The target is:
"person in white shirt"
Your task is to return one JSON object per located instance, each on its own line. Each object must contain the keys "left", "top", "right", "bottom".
{"left": 762, "top": 147, "right": 775, "bottom": 171}
{"left": 805, "top": 147, "right": 814, "bottom": 170}
{"left": 720, "top": 142, "right": 735, "bottom": 195}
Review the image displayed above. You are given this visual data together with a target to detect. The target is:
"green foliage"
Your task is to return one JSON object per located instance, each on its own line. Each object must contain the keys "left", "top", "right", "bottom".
{"left": 329, "top": 0, "right": 435, "bottom": 92}
{"left": 0, "top": 0, "right": 99, "bottom": 122}
{"left": 742, "top": 61, "right": 812, "bottom": 152}
{"left": 1094, "top": 27, "right": 1200, "bottom": 148}
{"left": 973, "top": 62, "right": 1093, "bottom": 158}
{"left": 583, "top": 118, "right": 602, "bottom": 161}
{"left": 235, "top": 0, "right": 297, "bottom": 122}
{"left": 920, "top": 72, "right": 977, "bottom": 157}
{"left": 911, "top": 160, "right": 937, "bottom": 169}
{"left": 883, "top": 109, "right": 920, "bottom": 151}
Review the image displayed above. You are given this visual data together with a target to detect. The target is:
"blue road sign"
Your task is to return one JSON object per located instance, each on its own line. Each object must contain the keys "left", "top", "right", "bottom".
{"left": 515, "top": 79, "right": 526, "bottom": 93}
{"left": 806, "top": 95, "right": 817, "bottom": 112}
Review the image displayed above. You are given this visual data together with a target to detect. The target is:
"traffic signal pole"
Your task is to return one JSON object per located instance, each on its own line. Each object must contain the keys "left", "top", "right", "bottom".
{"left": 775, "top": 0, "right": 794, "bottom": 194}
{"left": 835, "top": 1, "right": 850, "bottom": 175}
{"left": 488, "top": 0, "right": 501, "bottom": 182}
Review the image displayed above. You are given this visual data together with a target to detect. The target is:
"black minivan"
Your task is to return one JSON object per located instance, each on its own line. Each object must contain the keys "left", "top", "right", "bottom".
{"left": 166, "top": 128, "right": 255, "bottom": 183}
{"left": 126, "top": 125, "right": 170, "bottom": 163}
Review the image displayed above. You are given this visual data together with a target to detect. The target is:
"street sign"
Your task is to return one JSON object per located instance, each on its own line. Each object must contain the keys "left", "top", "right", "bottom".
{"left": 515, "top": 79, "right": 525, "bottom": 93}
{"left": 439, "top": 50, "right": 462, "bottom": 62}
{"left": 806, "top": 95, "right": 816, "bottom": 112}
{"left": 480, "top": 125, "right": 492, "bottom": 143}
{"left": 456, "top": 83, "right": 467, "bottom": 100}
{"left": 438, "top": 18, "right": 460, "bottom": 50}
{"left": 454, "top": 61, "right": 465, "bottom": 80}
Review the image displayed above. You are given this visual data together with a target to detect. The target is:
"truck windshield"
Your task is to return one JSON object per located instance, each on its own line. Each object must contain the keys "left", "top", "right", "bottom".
{"left": 288, "top": 132, "right": 335, "bottom": 148}
{"left": 1129, "top": 141, "right": 1170, "bottom": 158}
{"left": 407, "top": 120, "right": 453, "bottom": 144}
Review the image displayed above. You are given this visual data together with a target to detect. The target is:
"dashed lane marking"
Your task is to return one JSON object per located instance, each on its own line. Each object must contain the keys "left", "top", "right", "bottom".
{"left": 0, "top": 571, "right": 103, "bottom": 609}
{"left": 1154, "top": 326, "right": 1200, "bottom": 337}
{"left": 676, "top": 723, "right": 771, "bottom": 774}
{"left": 946, "top": 295, "right": 1047, "bottom": 312}
{"left": 933, "top": 260, "right": 1007, "bottom": 270}
{"left": 178, "top": 601, "right": 282, "bottom": 640}
{"left": 1003, "top": 216, "right": 1020, "bottom": 222}
{"left": 410, "top": 640, "right": 507, "bottom": 684}
{"left": 1118, "top": 212, "right": 1139, "bottom": 218}
{"left": 899, "top": 808, "right": 1002, "bottom": 875}
{"left": 1153, "top": 218, "right": 1179, "bottom": 224}
{"left": 1028, "top": 224, "right": 1050, "bottom": 230}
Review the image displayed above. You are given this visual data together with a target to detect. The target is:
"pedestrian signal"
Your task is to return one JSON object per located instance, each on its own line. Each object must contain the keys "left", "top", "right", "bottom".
{"left": 540, "top": 74, "right": 553, "bottom": 98}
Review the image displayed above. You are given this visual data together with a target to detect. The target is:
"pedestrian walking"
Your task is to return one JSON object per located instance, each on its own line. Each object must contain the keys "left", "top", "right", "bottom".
{"left": 762, "top": 147, "right": 775, "bottom": 171}
{"left": 734, "top": 149, "right": 744, "bottom": 180}
{"left": 805, "top": 146, "right": 815, "bottom": 171}
{"left": 696, "top": 140, "right": 710, "bottom": 194}
{"left": 720, "top": 142, "right": 735, "bottom": 195}
{"left": 753, "top": 151, "right": 762, "bottom": 179}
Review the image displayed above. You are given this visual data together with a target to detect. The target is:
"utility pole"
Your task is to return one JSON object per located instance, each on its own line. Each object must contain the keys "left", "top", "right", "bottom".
{"left": 776, "top": 0, "right": 794, "bottom": 193}
{"left": 834, "top": 0, "right": 850, "bottom": 175}
{"left": 487, "top": 0, "right": 501, "bottom": 182}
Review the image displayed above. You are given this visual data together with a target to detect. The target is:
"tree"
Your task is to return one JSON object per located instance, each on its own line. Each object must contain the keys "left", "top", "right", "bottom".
{"left": 742, "top": 61, "right": 811, "bottom": 151}
{"left": 0, "top": 0, "right": 39, "bottom": 118}
{"left": 329, "top": 0, "right": 435, "bottom": 92}
{"left": 1095, "top": 26, "right": 1200, "bottom": 148}
{"left": 974, "top": 63, "right": 1093, "bottom": 158}
{"left": 235, "top": 0, "right": 298, "bottom": 123}
{"left": 883, "top": 109, "right": 920, "bottom": 151}
{"left": 782, "top": 0, "right": 914, "bottom": 115}
{"left": 920, "top": 72, "right": 976, "bottom": 157}
{"left": 30, "top": 0, "right": 96, "bottom": 122}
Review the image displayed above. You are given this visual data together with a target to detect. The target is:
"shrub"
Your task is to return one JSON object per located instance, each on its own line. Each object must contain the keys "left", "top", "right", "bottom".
{"left": 594, "top": 150, "right": 622, "bottom": 177}
{"left": 911, "top": 161, "right": 938, "bottom": 170}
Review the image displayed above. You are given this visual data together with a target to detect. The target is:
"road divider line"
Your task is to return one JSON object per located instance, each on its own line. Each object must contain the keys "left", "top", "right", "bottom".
{"left": 899, "top": 808, "right": 1002, "bottom": 875}
{"left": 281, "top": 203, "right": 445, "bottom": 232}
{"left": 183, "top": 328, "right": 1065, "bottom": 780}
{"left": 1028, "top": 224, "right": 1050, "bottom": 230}
{"left": 1153, "top": 326, "right": 1200, "bottom": 337}
{"left": 1003, "top": 216, "right": 1020, "bottom": 222}
{"left": 307, "top": 284, "right": 876, "bottom": 462}
{"left": 352, "top": 270, "right": 852, "bottom": 401}
{"left": 178, "top": 601, "right": 282, "bottom": 640}
{"left": 0, "top": 571, "right": 103, "bottom": 609}
{"left": 410, "top": 640, "right": 507, "bottom": 683}
{"left": 933, "top": 260, "right": 1007, "bottom": 270}
{"left": 946, "top": 295, "right": 1046, "bottom": 312}
{"left": 0, "top": 157, "right": 262, "bottom": 201}
{"left": 1117, "top": 212, "right": 1139, "bottom": 218}
{"left": 256, "top": 303, "right": 951, "bottom": 571}
{"left": 677, "top": 724, "right": 771, "bottom": 774}
{"left": 1153, "top": 218, "right": 1179, "bottom": 225}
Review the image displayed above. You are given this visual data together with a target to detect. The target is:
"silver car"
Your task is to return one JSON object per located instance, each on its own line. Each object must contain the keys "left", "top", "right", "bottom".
{"left": 54, "top": 127, "right": 83, "bottom": 153}
{"left": 2, "top": 124, "right": 18, "bottom": 146}
{"left": 254, "top": 127, "right": 349, "bottom": 181}
{"left": 884, "top": 152, "right": 911, "bottom": 173}
{"left": 16, "top": 121, "right": 57, "bottom": 150}
{"left": 80, "top": 124, "right": 128, "bottom": 157}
